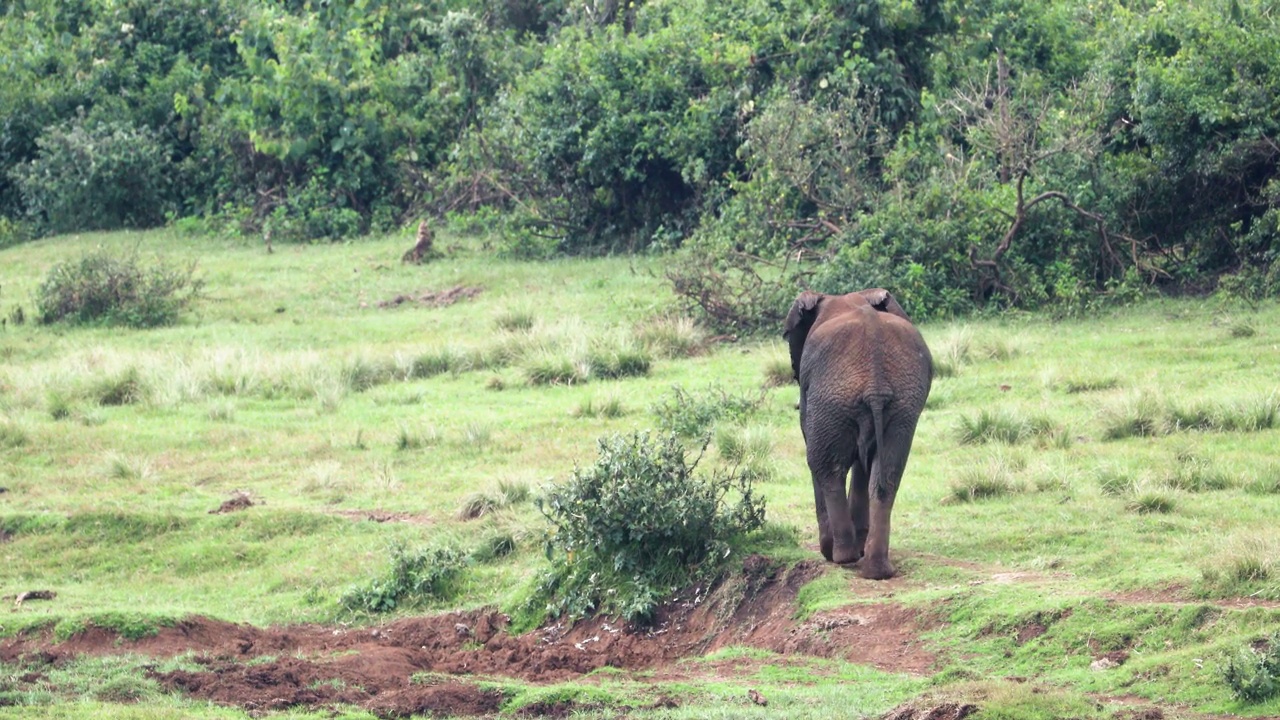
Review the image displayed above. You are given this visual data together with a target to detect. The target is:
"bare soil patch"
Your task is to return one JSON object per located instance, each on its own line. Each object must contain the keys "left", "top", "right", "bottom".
{"left": 377, "top": 286, "right": 482, "bottom": 309}
{"left": 1111, "top": 585, "right": 1280, "bottom": 610}
{"left": 0, "top": 557, "right": 937, "bottom": 717}
{"left": 209, "top": 491, "right": 254, "bottom": 514}
{"left": 882, "top": 701, "right": 978, "bottom": 720}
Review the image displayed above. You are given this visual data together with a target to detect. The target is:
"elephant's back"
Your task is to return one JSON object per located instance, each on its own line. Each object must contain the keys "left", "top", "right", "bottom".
{"left": 799, "top": 310, "right": 931, "bottom": 409}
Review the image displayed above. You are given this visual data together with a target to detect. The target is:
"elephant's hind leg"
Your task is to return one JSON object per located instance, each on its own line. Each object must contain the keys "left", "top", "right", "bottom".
{"left": 807, "top": 444, "right": 859, "bottom": 565}
{"left": 860, "top": 422, "right": 918, "bottom": 580}
{"left": 848, "top": 461, "right": 870, "bottom": 562}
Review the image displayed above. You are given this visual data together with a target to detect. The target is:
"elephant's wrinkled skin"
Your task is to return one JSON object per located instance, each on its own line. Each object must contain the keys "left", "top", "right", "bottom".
{"left": 783, "top": 289, "right": 932, "bottom": 579}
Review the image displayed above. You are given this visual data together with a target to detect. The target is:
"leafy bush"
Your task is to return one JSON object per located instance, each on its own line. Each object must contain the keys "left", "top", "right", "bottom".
{"left": 1222, "top": 632, "right": 1280, "bottom": 702}
{"left": 340, "top": 542, "right": 468, "bottom": 613}
{"left": 531, "top": 432, "right": 767, "bottom": 623}
{"left": 36, "top": 249, "right": 201, "bottom": 328}
{"left": 12, "top": 119, "right": 172, "bottom": 234}
{"left": 650, "top": 385, "right": 764, "bottom": 438}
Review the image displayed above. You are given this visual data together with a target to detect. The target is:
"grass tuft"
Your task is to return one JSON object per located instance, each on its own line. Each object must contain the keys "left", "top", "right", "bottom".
{"left": 572, "top": 393, "right": 627, "bottom": 419}
{"left": 93, "top": 365, "right": 147, "bottom": 406}
{"left": 634, "top": 315, "right": 707, "bottom": 358}
{"left": 956, "top": 409, "right": 1060, "bottom": 445}
{"left": 946, "top": 454, "right": 1026, "bottom": 503}
{"left": 1061, "top": 375, "right": 1120, "bottom": 394}
{"left": 931, "top": 327, "right": 972, "bottom": 378}
{"left": 1127, "top": 491, "right": 1176, "bottom": 514}
{"left": 396, "top": 424, "right": 441, "bottom": 451}
{"left": 47, "top": 390, "right": 73, "bottom": 420}
{"left": 1243, "top": 465, "right": 1280, "bottom": 495}
{"left": 0, "top": 419, "right": 30, "bottom": 448}
{"left": 1095, "top": 466, "right": 1136, "bottom": 497}
{"left": 456, "top": 479, "right": 532, "bottom": 520}
{"left": 207, "top": 399, "right": 236, "bottom": 422}
{"left": 524, "top": 350, "right": 588, "bottom": 386}
{"left": 1103, "top": 392, "right": 1279, "bottom": 439}
{"left": 762, "top": 355, "right": 793, "bottom": 388}
{"left": 102, "top": 452, "right": 152, "bottom": 481}
{"left": 1160, "top": 451, "right": 1233, "bottom": 492}
{"left": 715, "top": 425, "right": 777, "bottom": 482}
{"left": 493, "top": 307, "right": 536, "bottom": 332}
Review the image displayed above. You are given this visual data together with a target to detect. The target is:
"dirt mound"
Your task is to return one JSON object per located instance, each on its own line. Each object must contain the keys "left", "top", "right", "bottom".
{"left": 0, "top": 558, "right": 937, "bottom": 717}
{"left": 378, "top": 286, "right": 482, "bottom": 309}
{"left": 209, "top": 491, "right": 254, "bottom": 514}
{"left": 882, "top": 702, "right": 978, "bottom": 720}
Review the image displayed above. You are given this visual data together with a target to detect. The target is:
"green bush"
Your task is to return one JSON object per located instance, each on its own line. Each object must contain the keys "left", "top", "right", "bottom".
{"left": 1222, "top": 632, "right": 1280, "bottom": 702}
{"left": 650, "top": 385, "right": 764, "bottom": 438}
{"left": 12, "top": 119, "right": 172, "bottom": 234}
{"left": 531, "top": 432, "right": 766, "bottom": 623}
{"left": 36, "top": 249, "right": 201, "bottom": 328}
{"left": 340, "top": 542, "right": 468, "bottom": 613}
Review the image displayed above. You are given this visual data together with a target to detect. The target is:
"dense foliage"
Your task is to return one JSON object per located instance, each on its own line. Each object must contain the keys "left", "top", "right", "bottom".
{"left": 532, "top": 432, "right": 767, "bottom": 623}
{"left": 3, "top": 0, "right": 1278, "bottom": 315}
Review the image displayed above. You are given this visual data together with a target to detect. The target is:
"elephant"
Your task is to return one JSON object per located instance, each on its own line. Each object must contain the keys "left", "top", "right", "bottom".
{"left": 783, "top": 289, "right": 932, "bottom": 579}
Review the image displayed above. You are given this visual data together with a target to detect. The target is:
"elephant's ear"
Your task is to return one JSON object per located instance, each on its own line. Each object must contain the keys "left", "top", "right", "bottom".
{"left": 783, "top": 292, "right": 823, "bottom": 381}
{"left": 857, "top": 288, "right": 913, "bottom": 323}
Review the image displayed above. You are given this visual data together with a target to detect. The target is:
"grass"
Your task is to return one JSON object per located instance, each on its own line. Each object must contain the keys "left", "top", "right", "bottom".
{"left": 955, "top": 408, "right": 1062, "bottom": 446}
{"left": 2, "top": 227, "right": 1280, "bottom": 718}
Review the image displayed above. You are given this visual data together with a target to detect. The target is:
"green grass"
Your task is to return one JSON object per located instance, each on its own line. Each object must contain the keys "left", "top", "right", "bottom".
{"left": 3, "top": 228, "right": 1280, "bottom": 718}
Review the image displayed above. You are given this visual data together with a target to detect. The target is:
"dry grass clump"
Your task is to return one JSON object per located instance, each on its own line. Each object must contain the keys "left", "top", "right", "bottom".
{"left": 634, "top": 315, "right": 707, "bottom": 358}
{"left": 945, "top": 453, "right": 1027, "bottom": 503}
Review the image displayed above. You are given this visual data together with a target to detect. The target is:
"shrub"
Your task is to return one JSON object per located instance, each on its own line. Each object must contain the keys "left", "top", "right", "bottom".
{"left": 532, "top": 432, "right": 767, "bottom": 623}
{"left": 36, "top": 249, "right": 201, "bottom": 328}
{"left": 1221, "top": 632, "right": 1280, "bottom": 703}
{"left": 12, "top": 119, "right": 172, "bottom": 234}
{"left": 666, "top": 250, "right": 799, "bottom": 336}
{"left": 650, "top": 385, "right": 764, "bottom": 438}
{"left": 340, "top": 542, "right": 468, "bottom": 613}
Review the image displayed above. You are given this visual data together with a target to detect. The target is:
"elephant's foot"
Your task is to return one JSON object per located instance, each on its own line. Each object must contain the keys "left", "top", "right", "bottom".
{"left": 819, "top": 534, "right": 833, "bottom": 562}
{"left": 857, "top": 555, "right": 895, "bottom": 580}
{"left": 831, "top": 543, "right": 863, "bottom": 565}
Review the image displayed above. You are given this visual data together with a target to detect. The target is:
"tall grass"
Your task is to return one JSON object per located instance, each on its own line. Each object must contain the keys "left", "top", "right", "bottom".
{"left": 945, "top": 452, "right": 1026, "bottom": 503}
{"left": 956, "top": 409, "right": 1063, "bottom": 446}
{"left": 1103, "top": 392, "right": 1280, "bottom": 439}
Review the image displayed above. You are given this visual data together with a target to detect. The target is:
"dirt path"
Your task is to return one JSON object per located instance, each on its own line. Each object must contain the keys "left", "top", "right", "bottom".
{"left": 0, "top": 557, "right": 936, "bottom": 718}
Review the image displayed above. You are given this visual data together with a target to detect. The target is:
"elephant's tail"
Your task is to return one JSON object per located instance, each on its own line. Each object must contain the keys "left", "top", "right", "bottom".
{"left": 869, "top": 395, "right": 890, "bottom": 499}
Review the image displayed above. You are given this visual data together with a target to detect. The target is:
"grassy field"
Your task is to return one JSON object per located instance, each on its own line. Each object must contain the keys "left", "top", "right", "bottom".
{"left": 2, "top": 227, "right": 1279, "bottom": 719}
